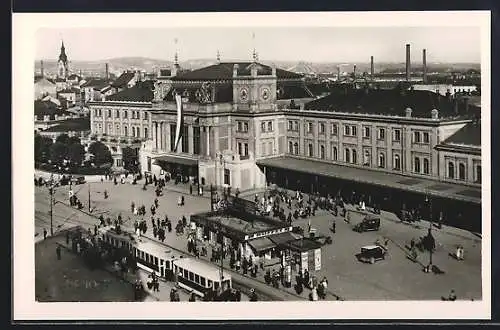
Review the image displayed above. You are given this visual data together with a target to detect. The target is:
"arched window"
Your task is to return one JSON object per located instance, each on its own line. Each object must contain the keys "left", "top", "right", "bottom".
{"left": 345, "top": 148, "right": 350, "bottom": 163}
{"left": 124, "top": 126, "right": 128, "bottom": 137}
{"left": 144, "top": 127, "right": 148, "bottom": 139}
{"left": 293, "top": 142, "right": 299, "bottom": 155}
{"left": 132, "top": 126, "right": 136, "bottom": 137}
{"left": 414, "top": 157, "right": 421, "bottom": 173}
{"left": 378, "top": 153, "right": 385, "bottom": 168}
{"left": 123, "top": 111, "right": 128, "bottom": 119}
{"left": 352, "top": 149, "right": 357, "bottom": 164}
{"left": 289, "top": 141, "right": 293, "bottom": 154}
{"left": 423, "top": 158, "right": 430, "bottom": 174}
{"left": 332, "top": 146, "right": 338, "bottom": 161}
{"left": 363, "top": 150, "right": 370, "bottom": 166}
{"left": 308, "top": 143, "right": 314, "bottom": 157}
{"left": 393, "top": 154, "right": 401, "bottom": 170}
{"left": 459, "top": 163, "right": 466, "bottom": 180}
{"left": 320, "top": 145, "right": 325, "bottom": 159}
{"left": 448, "top": 162, "right": 455, "bottom": 179}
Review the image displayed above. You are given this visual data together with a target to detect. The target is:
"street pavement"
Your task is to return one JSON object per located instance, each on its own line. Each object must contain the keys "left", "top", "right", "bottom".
{"left": 35, "top": 178, "right": 482, "bottom": 301}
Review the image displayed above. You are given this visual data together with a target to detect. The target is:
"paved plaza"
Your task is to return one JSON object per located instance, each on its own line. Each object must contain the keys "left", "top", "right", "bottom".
{"left": 35, "top": 178, "right": 482, "bottom": 301}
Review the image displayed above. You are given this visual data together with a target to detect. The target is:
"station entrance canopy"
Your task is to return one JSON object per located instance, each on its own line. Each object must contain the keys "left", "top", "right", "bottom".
{"left": 257, "top": 156, "right": 481, "bottom": 204}
{"left": 153, "top": 154, "right": 199, "bottom": 167}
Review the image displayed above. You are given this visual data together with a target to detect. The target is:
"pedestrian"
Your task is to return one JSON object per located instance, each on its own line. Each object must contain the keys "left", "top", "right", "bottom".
{"left": 181, "top": 195, "right": 185, "bottom": 206}
{"left": 56, "top": 245, "right": 61, "bottom": 260}
{"left": 332, "top": 220, "right": 336, "bottom": 233}
{"left": 189, "top": 184, "right": 193, "bottom": 195}
{"left": 43, "top": 228, "right": 47, "bottom": 240}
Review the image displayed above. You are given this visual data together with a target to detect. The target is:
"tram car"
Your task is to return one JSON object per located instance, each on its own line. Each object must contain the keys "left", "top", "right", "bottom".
{"left": 98, "top": 226, "right": 180, "bottom": 280}
{"left": 173, "top": 257, "right": 232, "bottom": 298}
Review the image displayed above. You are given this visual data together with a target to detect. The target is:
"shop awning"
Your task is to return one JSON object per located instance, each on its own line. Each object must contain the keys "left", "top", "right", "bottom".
{"left": 257, "top": 156, "right": 481, "bottom": 204}
{"left": 268, "top": 231, "right": 301, "bottom": 246}
{"left": 248, "top": 237, "right": 276, "bottom": 253}
{"left": 153, "top": 155, "right": 198, "bottom": 167}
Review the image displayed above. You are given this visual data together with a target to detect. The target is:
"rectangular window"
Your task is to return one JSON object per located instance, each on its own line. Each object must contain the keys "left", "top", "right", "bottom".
{"left": 115, "top": 110, "right": 119, "bottom": 118}
{"left": 154, "top": 257, "right": 158, "bottom": 266}
{"left": 193, "top": 126, "right": 201, "bottom": 155}
{"left": 319, "top": 123, "right": 325, "bottom": 134}
{"left": 288, "top": 121, "right": 293, "bottom": 131}
{"left": 182, "top": 125, "right": 189, "bottom": 153}
{"left": 363, "top": 127, "right": 370, "bottom": 138}
{"left": 268, "top": 121, "right": 273, "bottom": 132}
{"left": 352, "top": 125, "right": 357, "bottom": 136}
{"left": 393, "top": 129, "right": 401, "bottom": 142}
{"left": 344, "top": 125, "right": 351, "bottom": 136}
{"left": 170, "top": 124, "right": 176, "bottom": 151}
{"left": 244, "top": 143, "right": 248, "bottom": 156}
{"left": 224, "top": 168, "right": 230, "bottom": 185}
{"left": 243, "top": 122, "right": 249, "bottom": 132}
{"left": 107, "top": 110, "right": 111, "bottom": 118}
{"left": 189, "top": 272, "right": 194, "bottom": 281}
{"left": 238, "top": 142, "right": 242, "bottom": 155}
{"left": 423, "top": 132, "right": 430, "bottom": 144}
{"left": 414, "top": 132, "right": 421, "bottom": 143}
{"left": 261, "top": 122, "right": 266, "bottom": 133}
{"left": 378, "top": 128, "right": 386, "bottom": 140}
{"left": 195, "top": 274, "right": 200, "bottom": 284}
{"left": 144, "top": 112, "right": 148, "bottom": 120}
{"left": 293, "top": 121, "right": 299, "bottom": 131}
{"left": 237, "top": 122, "right": 242, "bottom": 132}
{"left": 200, "top": 277, "right": 206, "bottom": 287}
{"left": 184, "top": 269, "right": 188, "bottom": 278}
{"left": 331, "top": 123, "right": 338, "bottom": 136}
{"left": 308, "top": 122, "right": 313, "bottom": 133}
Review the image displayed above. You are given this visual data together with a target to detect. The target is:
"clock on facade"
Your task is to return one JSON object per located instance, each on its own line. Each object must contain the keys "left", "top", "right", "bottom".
{"left": 240, "top": 88, "right": 248, "bottom": 101}
{"left": 261, "top": 88, "right": 270, "bottom": 101}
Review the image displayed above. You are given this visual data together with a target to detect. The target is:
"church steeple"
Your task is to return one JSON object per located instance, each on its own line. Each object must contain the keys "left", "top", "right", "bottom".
{"left": 57, "top": 39, "right": 69, "bottom": 79}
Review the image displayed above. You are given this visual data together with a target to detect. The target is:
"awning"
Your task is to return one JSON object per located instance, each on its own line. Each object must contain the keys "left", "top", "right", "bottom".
{"left": 153, "top": 155, "right": 198, "bottom": 167}
{"left": 257, "top": 156, "right": 481, "bottom": 204}
{"left": 247, "top": 237, "right": 276, "bottom": 253}
{"left": 268, "top": 231, "right": 301, "bottom": 246}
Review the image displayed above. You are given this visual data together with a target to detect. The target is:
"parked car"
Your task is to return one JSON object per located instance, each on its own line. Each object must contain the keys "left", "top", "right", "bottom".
{"left": 70, "top": 175, "right": 86, "bottom": 185}
{"left": 356, "top": 245, "right": 387, "bottom": 264}
{"left": 353, "top": 215, "right": 381, "bottom": 232}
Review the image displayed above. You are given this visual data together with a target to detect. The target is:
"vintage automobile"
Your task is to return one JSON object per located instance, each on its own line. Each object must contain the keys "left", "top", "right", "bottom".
{"left": 356, "top": 245, "right": 387, "bottom": 264}
{"left": 353, "top": 215, "right": 381, "bottom": 232}
{"left": 70, "top": 175, "right": 86, "bottom": 185}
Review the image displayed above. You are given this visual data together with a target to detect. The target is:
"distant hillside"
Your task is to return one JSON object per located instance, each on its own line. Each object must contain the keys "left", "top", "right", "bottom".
{"left": 34, "top": 57, "right": 481, "bottom": 77}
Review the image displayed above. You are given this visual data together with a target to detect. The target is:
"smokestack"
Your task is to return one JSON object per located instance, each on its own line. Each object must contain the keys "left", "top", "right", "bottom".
{"left": 353, "top": 64, "right": 357, "bottom": 78}
{"left": 105, "top": 63, "right": 109, "bottom": 81}
{"left": 422, "top": 49, "right": 427, "bottom": 83}
{"left": 370, "top": 56, "right": 374, "bottom": 80}
{"left": 337, "top": 66, "right": 341, "bottom": 81}
{"left": 406, "top": 44, "right": 411, "bottom": 82}
{"left": 40, "top": 60, "right": 44, "bottom": 77}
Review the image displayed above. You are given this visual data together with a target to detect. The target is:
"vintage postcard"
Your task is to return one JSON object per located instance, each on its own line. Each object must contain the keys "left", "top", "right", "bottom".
{"left": 12, "top": 11, "right": 491, "bottom": 320}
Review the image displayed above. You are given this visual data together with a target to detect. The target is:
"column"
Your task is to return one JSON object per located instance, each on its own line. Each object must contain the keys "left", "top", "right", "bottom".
{"left": 165, "top": 123, "right": 171, "bottom": 152}
{"left": 188, "top": 125, "right": 194, "bottom": 154}
{"left": 206, "top": 126, "right": 210, "bottom": 157}
{"left": 154, "top": 122, "right": 158, "bottom": 150}
{"left": 159, "top": 121, "right": 164, "bottom": 151}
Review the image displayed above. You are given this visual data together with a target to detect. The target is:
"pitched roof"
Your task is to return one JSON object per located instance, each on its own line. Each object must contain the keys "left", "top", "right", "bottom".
{"left": 172, "top": 62, "right": 303, "bottom": 81}
{"left": 304, "top": 87, "right": 470, "bottom": 119}
{"left": 58, "top": 87, "right": 79, "bottom": 94}
{"left": 42, "top": 117, "right": 90, "bottom": 132}
{"left": 442, "top": 121, "right": 481, "bottom": 147}
{"left": 111, "top": 72, "right": 136, "bottom": 87}
{"left": 34, "top": 100, "right": 65, "bottom": 116}
{"left": 81, "top": 78, "right": 109, "bottom": 88}
{"left": 106, "top": 81, "right": 154, "bottom": 102}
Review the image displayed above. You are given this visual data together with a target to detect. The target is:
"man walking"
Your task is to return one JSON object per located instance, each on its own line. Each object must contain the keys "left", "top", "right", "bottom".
{"left": 43, "top": 228, "right": 47, "bottom": 240}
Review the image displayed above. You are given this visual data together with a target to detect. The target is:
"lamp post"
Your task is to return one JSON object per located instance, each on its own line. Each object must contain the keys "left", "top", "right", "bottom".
{"left": 424, "top": 194, "right": 435, "bottom": 270}
{"left": 49, "top": 175, "right": 54, "bottom": 236}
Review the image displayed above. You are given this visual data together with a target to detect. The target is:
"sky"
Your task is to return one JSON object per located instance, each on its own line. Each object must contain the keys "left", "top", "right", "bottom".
{"left": 35, "top": 26, "right": 481, "bottom": 63}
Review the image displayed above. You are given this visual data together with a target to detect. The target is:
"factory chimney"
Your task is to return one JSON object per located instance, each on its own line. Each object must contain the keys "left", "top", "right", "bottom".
{"left": 353, "top": 64, "right": 357, "bottom": 79}
{"left": 370, "top": 56, "right": 374, "bottom": 80}
{"left": 422, "top": 49, "right": 427, "bottom": 83}
{"left": 337, "top": 66, "right": 341, "bottom": 81}
{"left": 105, "top": 63, "right": 109, "bottom": 81}
{"left": 406, "top": 44, "right": 411, "bottom": 82}
{"left": 40, "top": 60, "right": 44, "bottom": 77}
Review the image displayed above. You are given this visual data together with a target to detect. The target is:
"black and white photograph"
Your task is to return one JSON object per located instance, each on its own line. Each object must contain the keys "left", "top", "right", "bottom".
{"left": 13, "top": 11, "right": 491, "bottom": 320}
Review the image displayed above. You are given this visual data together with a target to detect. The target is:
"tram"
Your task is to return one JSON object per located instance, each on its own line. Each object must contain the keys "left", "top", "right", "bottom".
{"left": 98, "top": 226, "right": 180, "bottom": 280}
{"left": 173, "top": 257, "right": 232, "bottom": 298}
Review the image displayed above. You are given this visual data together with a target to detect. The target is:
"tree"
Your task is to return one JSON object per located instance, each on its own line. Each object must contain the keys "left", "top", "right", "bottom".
{"left": 34, "top": 134, "right": 53, "bottom": 163}
{"left": 122, "top": 147, "right": 139, "bottom": 173}
{"left": 49, "top": 141, "right": 69, "bottom": 165}
{"left": 88, "top": 141, "right": 112, "bottom": 166}
{"left": 68, "top": 143, "right": 85, "bottom": 167}
{"left": 56, "top": 133, "right": 70, "bottom": 145}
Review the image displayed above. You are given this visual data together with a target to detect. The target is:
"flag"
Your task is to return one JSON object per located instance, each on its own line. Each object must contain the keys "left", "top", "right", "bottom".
{"left": 173, "top": 93, "right": 184, "bottom": 152}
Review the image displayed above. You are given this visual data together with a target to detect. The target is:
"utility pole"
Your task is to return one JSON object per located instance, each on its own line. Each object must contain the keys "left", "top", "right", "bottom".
{"left": 49, "top": 173, "right": 54, "bottom": 236}
{"left": 88, "top": 183, "right": 91, "bottom": 212}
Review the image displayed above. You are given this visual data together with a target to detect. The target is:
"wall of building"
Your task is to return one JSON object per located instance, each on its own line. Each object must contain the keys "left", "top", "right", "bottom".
{"left": 438, "top": 149, "right": 481, "bottom": 186}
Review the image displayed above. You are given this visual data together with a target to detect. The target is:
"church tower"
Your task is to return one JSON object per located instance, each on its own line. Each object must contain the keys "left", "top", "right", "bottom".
{"left": 57, "top": 40, "right": 69, "bottom": 79}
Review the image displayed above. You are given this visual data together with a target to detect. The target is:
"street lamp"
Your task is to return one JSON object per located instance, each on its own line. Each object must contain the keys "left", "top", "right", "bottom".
{"left": 424, "top": 194, "right": 435, "bottom": 271}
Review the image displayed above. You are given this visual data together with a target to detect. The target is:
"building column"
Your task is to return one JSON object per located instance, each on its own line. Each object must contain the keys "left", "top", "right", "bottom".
{"left": 161, "top": 121, "right": 165, "bottom": 151}
{"left": 188, "top": 125, "right": 194, "bottom": 154}
{"left": 206, "top": 126, "right": 210, "bottom": 157}
{"left": 165, "top": 123, "right": 171, "bottom": 152}
{"left": 154, "top": 121, "right": 158, "bottom": 150}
